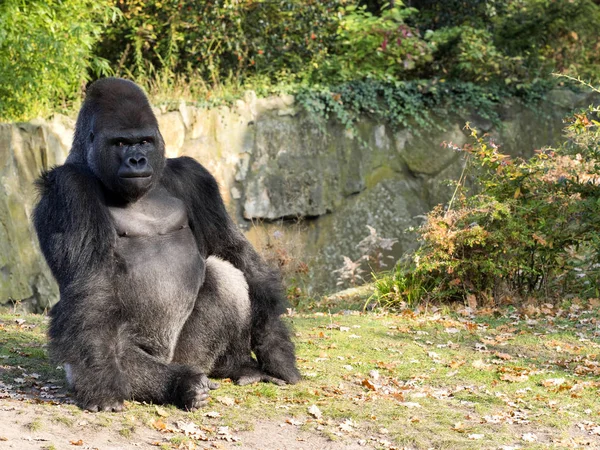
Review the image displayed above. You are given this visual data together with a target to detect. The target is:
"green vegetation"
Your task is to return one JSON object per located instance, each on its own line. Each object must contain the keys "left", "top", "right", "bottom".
{"left": 374, "top": 81, "right": 600, "bottom": 307}
{"left": 1, "top": 0, "right": 599, "bottom": 121}
{"left": 0, "top": 0, "right": 118, "bottom": 121}
{"left": 1, "top": 302, "right": 599, "bottom": 448}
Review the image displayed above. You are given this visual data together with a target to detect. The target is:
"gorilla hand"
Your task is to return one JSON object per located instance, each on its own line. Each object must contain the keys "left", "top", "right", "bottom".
{"left": 175, "top": 369, "right": 220, "bottom": 411}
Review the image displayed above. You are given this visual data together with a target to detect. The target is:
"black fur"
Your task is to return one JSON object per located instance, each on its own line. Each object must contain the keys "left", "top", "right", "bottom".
{"left": 33, "top": 78, "right": 300, "bottom": 412}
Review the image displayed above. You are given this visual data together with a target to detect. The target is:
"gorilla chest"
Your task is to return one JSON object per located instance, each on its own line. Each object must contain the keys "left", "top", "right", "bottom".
{"left": 108, "top": 188, "right": 204, "bottom": 340}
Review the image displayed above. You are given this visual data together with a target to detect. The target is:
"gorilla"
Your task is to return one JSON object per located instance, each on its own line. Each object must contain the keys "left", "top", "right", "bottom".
{"left": 33, "top": 78, "right": 300, "bottom": 412}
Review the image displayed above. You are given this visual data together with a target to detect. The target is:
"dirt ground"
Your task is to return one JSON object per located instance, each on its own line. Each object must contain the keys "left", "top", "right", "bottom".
{"left": 0, "top": 399, "right": 372, "bottom": 450}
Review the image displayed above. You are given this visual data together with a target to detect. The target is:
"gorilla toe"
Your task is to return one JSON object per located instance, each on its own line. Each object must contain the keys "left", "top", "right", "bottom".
{"left": 235, "top": 367, "right": 287, "bottom": 386}
{"left": 82, "top": 399, "right": 124, "bottom": 413}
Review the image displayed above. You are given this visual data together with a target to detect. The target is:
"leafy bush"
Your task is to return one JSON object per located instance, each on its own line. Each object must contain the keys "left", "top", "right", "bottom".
{"left": 97, "top": 0, "right": 341, "bottom": 86}
{"left": 376, "top": 93, "right": 600, "bottom": 306}
{"left": 321, "top": 3, "right": 432, "bottom": 82}
{"left": 0, "top": 0, "right": 116, "bottom": 121}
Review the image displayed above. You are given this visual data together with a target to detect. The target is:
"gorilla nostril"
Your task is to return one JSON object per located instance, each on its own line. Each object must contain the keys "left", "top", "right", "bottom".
{"left": 128, "top": 157, "right": 147, "bottom": 166}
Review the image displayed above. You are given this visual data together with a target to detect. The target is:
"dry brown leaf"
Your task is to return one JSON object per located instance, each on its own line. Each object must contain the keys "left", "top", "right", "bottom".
{"left": 588, "top": 298, "right": 600, "bottom": 308}
{"left": 216, "top": 396, "right": 235, "bottom": 406}
{"left": 494, "top": 352, "right": 512, "bottom": 361}
{"left": 70, "top": 440, "right": 84, "bottom": 446}
{"left": 391, "top": 392, "right": 405, "bottom": 402}
{"left": 452, "top": 422, "right": 467, "bottom": 433}
{"left": 448, "top": 360, "right": 465, "bottom": 369}
{"left": 151, "top": 419, "right": 167, "bottom": 431}
{"left": 154, "top": 406, "right": 170, "bottom": 417}
{"left": 500, "top": 373, "right": 529, "bottom": 383}
{"left": 541, "top": 378, "right": 566, "bottom": 388}
{"left": 361, "top": 379, "right": 377, "bottom": 391}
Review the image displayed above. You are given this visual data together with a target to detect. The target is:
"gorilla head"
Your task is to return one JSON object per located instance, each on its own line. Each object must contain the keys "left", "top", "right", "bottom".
{"left": 68, "top": 78, "right": 166, "bottom": 201}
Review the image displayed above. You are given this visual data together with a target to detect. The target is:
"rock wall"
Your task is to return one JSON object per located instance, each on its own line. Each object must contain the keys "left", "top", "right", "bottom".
{"left": 0, "top": 89, "right": 594, "bottom": 308}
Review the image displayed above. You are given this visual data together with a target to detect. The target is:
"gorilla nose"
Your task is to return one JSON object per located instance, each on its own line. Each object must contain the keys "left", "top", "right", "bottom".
{"left": 127, "top": 155, "right": 147, "bottom": 167}
{"left": 119, "top": 153, "right": 152, "bottom": 178}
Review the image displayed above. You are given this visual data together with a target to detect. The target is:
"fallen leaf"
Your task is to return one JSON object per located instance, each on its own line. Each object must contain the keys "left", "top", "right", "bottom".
{"left": 400, "top": 402, "right": 421, "bottom": 408}
{"left": 308, "top": 404, "right": 322, "bottom": 419}
{"left": 494, "top": 352, "right": 512, "bottom": 361}
{"left": 472, "top": 359, "right": 492, "bottom": 370}
{"left": 339, "top": 419, "right": 354, "bottom": 432}
{"left": 217, "top": 426, "right": 240, "bottom": 442}
{"left": 70, "top": 440, "right": 84, "bottom": 446}
{"left": 361, "top": 379, "right": 377, "bottom": 391}
{"left": 175, "top": 421, "right": 208, "bottom": 440}
{"left": 216, "top": 396, "right": 235, "bottom": 406}
{"left": 500, "top": 373, "right": 529, "bottom": 383}
{"left": 452, "top": 422, "right": 467, "bottom": 433}
{"left": 285, "top": 418, "right": 303, "bottom": 426}
{"left": 203, "top": 411, "right": 221, "bottom": 418}
{"left": 468, "top": 433, "right": 484, "bottom": 440}
{"left": 522, "top": 433, "right": 537, "bottom": 442}
{"left": 151, "top": 419, "right": 167, "bottom": 431}
{"left": 445, "top": 327, "right": 460, "bottom": 334}
{"left": 541, "top": 378, "right": 566, "bottom": 388}
{"left": 154, "top": 406, "right": 170, "bottom": 417}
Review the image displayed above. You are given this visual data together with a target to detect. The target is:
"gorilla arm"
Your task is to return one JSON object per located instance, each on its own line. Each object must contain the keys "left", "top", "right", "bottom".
{"left": 34, "top": 164, "right": 214, "bottom": 411}
{"left": 34, "top": 164, "right": 130, "bottom": 410}
{"left": 162, "top": 157, "right": 301, "bottom": 384}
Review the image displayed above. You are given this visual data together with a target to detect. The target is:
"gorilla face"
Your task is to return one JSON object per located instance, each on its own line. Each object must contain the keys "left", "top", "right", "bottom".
{"left": 89, "top": 121, "right": 165, "bottom": 202}
{"left": 73, "top": 78, "right": 166, "bottom": 202}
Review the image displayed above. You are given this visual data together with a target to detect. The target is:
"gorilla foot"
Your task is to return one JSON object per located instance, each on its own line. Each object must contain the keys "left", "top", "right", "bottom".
{"left": 235, "top": 369, "right": 287, "bottom": 387}
{"left": 82, "top": 399, "right": 124, "bottom": 413}
{"left": 177, "top": 372, "right": 219, "bottom": 411}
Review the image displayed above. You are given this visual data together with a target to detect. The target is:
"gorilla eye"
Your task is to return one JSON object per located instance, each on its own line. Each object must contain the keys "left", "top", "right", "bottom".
{"left": 141, "top": 140, "right": 148, "bottom": 145}
{"left": 118, "top": 141, "right": 125, "bottom": 147}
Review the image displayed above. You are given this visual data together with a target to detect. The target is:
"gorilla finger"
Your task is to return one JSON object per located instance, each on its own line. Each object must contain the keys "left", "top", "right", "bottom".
{"left": 208, "top": 380, "right": 220, "bottom": 390}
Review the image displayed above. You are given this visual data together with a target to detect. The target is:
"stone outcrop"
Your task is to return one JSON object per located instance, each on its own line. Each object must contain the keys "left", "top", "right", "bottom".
{"left": 0, "top": 89, "right": 595, "bottom": 308}
{"left": 0, "top": 116, "right": 73, "bottom": 309}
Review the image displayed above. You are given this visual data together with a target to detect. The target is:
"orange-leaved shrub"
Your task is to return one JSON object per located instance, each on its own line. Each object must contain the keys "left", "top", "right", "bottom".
{"left": 376, "top": 98, "right": 600, "bottom": 307}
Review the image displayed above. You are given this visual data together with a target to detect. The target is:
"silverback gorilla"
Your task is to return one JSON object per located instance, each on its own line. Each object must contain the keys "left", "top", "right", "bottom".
{"left": 33, "top": 78, "right": 300, "bottom": 412}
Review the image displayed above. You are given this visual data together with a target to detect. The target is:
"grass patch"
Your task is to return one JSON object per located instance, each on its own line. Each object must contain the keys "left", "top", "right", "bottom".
{"left": 1, "top": 303, "right": 599, "bottom": 448}
{"left": 27, "top": 418, "right": 43, "bottom": 432}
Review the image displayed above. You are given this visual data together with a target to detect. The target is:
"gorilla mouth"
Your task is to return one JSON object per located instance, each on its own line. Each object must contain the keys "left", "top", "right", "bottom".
{"left": 120, "top": 173, "right": 152, "bottom": 179}
{"left": 118, "top": 167, "right": 153, "bottom": 179}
